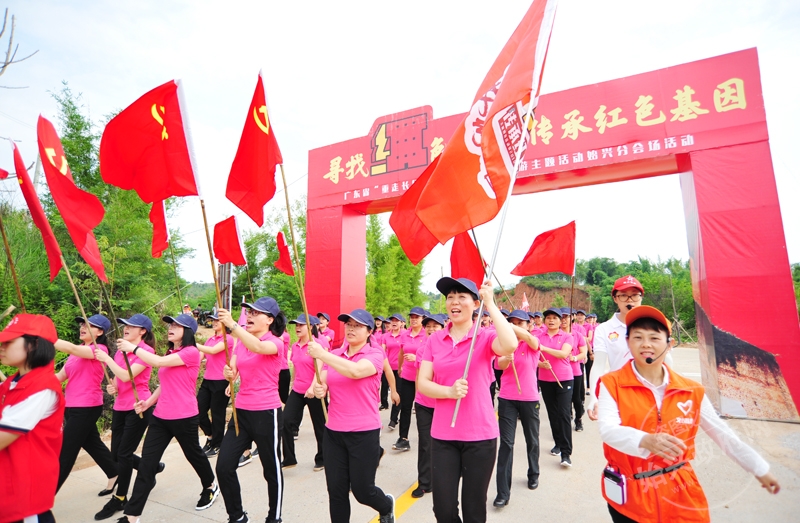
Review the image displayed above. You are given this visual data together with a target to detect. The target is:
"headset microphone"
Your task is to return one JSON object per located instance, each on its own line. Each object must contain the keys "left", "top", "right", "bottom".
{"left": 626, "top": 304, "right": 634, "bottom": 310}
{"left": 645, "top": 344, "right": 670, "bottom": 365}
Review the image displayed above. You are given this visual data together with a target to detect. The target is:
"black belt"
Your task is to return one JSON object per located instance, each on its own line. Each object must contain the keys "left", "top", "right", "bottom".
{"left": 633, "top": 461, "right": 686, "bottom": 479}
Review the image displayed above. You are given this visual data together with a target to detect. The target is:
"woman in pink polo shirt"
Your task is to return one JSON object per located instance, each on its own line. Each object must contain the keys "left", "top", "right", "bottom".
{"left": 536, "top": 307, "right": 575, "bottom": 468}
{"left": 55, "top": 314, "right": 118, "bottom": 493}
{"left": 307, "top": 309, "right": 396, "bottom": 523}
{"left": 197, "top": 313, "right": 234, "bottom": 457}
{"left": 118, "top": 314, "right": 219, "bottom": 522}
{"left": 374, "top": 315, "right": 390, "bottom": 411}
{"left": 562, "top": 310, "right": 588, "bottom": 433}
{"left": 418, "top": 278, "right": 517, "bottom": 523}
{"left": 393, "top": 306, "right": 427, "bottom": 452}
{"left": 91, "top": 313, "right": 161, "bottom": 521}
{"left": 317, "top": 312, "right": 335, "bottom": 345}
{"left": 383, "top": 313, "right": 404, "bottom": 431}
{"left": 282, "top": 314, "right": 329, "bottom": 471}
{"left": 216, "top": 297, "right": 286, "bottom": 523}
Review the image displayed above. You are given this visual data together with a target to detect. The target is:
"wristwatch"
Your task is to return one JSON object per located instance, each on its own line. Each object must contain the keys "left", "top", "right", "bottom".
{"left": 133, "top": 347, "right": 139, "bottom": 356}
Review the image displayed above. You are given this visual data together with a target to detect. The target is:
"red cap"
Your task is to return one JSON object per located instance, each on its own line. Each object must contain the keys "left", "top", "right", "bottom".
{"left": 0, "top": 314, "right": 58, "bottom": 343}
{"left": 612, "top": 275, "right": 644, "bottom": 294}
{"left": 624, "top": 305, "right": 672, "bottom": 335}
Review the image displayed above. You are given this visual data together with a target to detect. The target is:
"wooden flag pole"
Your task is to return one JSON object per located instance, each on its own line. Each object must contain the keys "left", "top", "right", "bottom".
{"left": 279, "top": 165, "right": 327, "bottom": 422}
{"left": 244, "top": 263, "right": 255, "bottom": 301}
{"left": 0, "top": 211, "right": 26, "bottom": 313}
{"left": 199, "top": 199, "right": 239, "bottom": 436}
{"left": 0, "top": 304, "right": 16, "bottom": 323}
{"left": 168, "top": 243, "right": 184, "bottom": 307}
{"left": 99, "top": 281, "right": 142, "bottom": 418}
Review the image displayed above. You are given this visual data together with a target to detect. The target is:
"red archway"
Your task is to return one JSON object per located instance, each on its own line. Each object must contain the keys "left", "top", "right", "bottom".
{"left": 305, "top": 49, "right": 800, "bottom": 422}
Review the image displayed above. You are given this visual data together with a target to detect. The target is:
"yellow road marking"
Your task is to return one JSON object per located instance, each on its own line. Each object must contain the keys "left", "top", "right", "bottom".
{"left": 369, "top": 481, "right": 420, "bottom": 522}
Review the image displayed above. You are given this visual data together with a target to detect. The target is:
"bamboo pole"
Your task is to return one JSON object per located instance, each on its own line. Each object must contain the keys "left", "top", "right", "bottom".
{"left": 244, "top": 263, "right": 255, "bottom": 301}
{"left": 99, "top": 281, "right": 142, "bottom": 418}
{"left": 0, "top": 211, "right": 25, "bottom": 312}
{"left": 199, "top": 200, "right": 239, "bottom": 435}
{"left": 279, "top": 165, "right": 327, "bottom": 422}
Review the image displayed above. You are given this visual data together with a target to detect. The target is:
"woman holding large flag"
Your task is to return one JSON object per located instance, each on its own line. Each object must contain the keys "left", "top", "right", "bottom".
{"left": 216, "top": 297, "right": 287, "bottom": 523}
{"left": 417, "top": 277, "right": 517, "bottom": 523}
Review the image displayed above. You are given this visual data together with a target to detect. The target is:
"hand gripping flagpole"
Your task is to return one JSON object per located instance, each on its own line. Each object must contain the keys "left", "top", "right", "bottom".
{"left": 200, "top": 200, "right": 239, "bottom": 436}
{"left": 100, "top": 281, "right": 143, "bottom": 418}
{"left": 279, "top": 165, "right": 328, "bottom": 422}
{"left": 451, "top": 103, "right": 536, "bottom": 428}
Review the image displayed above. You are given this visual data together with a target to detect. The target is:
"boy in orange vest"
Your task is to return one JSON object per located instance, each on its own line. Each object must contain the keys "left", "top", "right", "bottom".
{"left": 596, "top": 306, "right": 779, "bottom": 523}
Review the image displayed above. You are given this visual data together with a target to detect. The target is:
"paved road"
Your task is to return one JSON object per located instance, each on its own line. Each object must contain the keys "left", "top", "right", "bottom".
{"left": 54, "top": 348, "right": 800, "bottom": 522}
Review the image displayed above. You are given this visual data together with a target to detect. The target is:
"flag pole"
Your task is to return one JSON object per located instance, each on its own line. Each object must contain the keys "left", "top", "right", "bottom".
{"left": 99, "top": 280, "right": 142, "bottom": 418}
{"left": 0, "top": 211, "right": 26, "bottom": 313}
{"left": 0, "top": 304, "right": 15, "bottom": 323}
{"left": 279, "top": 165, "right": 327, "bottom": 422}
{"left": 244, "top": 263, "right": 255, "bottom": 301}
{"left": 168, "top": 243, "right": 184, "bottom": 307}
{"left": 199, "top": 199, "right": 239, "bottom": 436}
{"left": 451, "top": 102, "right": 536, "bottom": 427}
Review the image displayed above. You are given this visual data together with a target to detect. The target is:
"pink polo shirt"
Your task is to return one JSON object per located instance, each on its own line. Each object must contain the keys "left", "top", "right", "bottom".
{"left": 113, "top": 342, "right": 153, "bottom": 412}
{"left": 291, "top": 336, "right": 329, "bottom": 394}
{"left": 383, "top": 331, "right": 403, "bottom": 371}
{"left": 498, "top": 340, "right": 540, "bottom": 402}
{"left": 154, "top": 346, "right": 201, "bottom": 420}
{"left": 414, "top": 341, "right": 435, "bottom": 408}
{"left": 536, "top": 330, "right": 574, "bottom": 382}
{"left": 570, "top": 331, "right": 586, "bottom": 376}
{"left": 320, "top": 327, "right": 335, "bottom": 344}
{"left": 324, "top": 343, "right": 384, "bottom": 432}
{"left": 202, "top": 334, "right": 234, "bottom": 381}
{"left": 399, "top": 328, "right": 426, "bottom": 381}
{"left": 280, "top": 331, "right": 291, "bottom": 370}
{"left": 64, "top": 344, "right": 108, "bottom": 407}
{"left": 421, "top": 323, "right": 499, "bottom": 441}
{"left": 234, "top": 332, "right": 283, "bottom": 410}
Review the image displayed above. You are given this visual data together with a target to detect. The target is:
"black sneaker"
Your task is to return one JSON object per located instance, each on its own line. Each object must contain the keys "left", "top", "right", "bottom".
{"left": 196, "top": 483, "right": 219, "bottom": 510}
{"left": 238, "top": 453, "right": 253, "bottom": 467}
{"left": 228, "top": 513, "right": 249, "bottom": 523}
{"left": 411, "top": 486, "right": 430, "bottom": 498}
{"left": 201, "top": 439, "right": 212, "bottom": 453}
{"left": 550, "top": 445, "right": 560, "bottom": 456}
{"left": 560, "top": 455, "right": 572, "bottom": 468}
{"left": 313, "top": 461, "right": 324, "bottom": 472}
{"left": 94, "top": 496, "right": 125, "bottom": 520}
{"left": 281, "top": 461, "right": 297, "bottom": 469}
{"left": 528, "top": 477, "right": 539, "bottom": 490}
{"left": 492, "top": 496, "right": 509, "bottom": 507}
{"left": 379, "top": 493, "right": 395, "bottom": 523}
{"left": 205, "top": 446, "right": 220, "bottom": 457}
{"left": 251, "top": 448, "right": 259, "bottom": 457}
{"left": 157, "top": 461, "right": 166, "bottom": 474}
{"left": 265, "top": 518, "right": 282, "bottom": 523}
{"left": 575, "top": 421, "right": 584, "bottom": 432}
{"left": 379, "top": 404, "right": 389, "bottom": 410}
{"left": 393, "top": 438, "right": 410, "bottom": 451}
{"left": 379, "top": 447, "right": 385, "bottom": 465}
{"left": 387, "top": 421, "right": 397, "bottom": 431}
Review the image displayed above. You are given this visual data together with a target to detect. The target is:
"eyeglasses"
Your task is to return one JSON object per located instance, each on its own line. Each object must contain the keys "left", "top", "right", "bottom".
{"left": 245, "top": 309, "right": 266, "bottom": 316}
{"left": 344, "top": 323, "right": 366, "bottom": 330}
{"left": 616, "top": 293, "right": 643, "bottom": 302}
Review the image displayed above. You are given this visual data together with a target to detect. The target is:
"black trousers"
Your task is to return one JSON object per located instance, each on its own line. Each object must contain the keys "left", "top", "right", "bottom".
{"left": 398, "top": 377, "right": 416, "bottom": 439}
{"left": 496, "top": 399, "right": 539, "bottom": 499}
{"left": 540, "top": 380, "right": 573, "bottom": 457}
{"left": 57, "top": 405, "right": 118, "bottom": 492}
{"left": 585, "top": 358, "right": 594, "bottom": 389}
{"left": 197, "top": 378, "right": 229, "bottom": 448}
{"left": 415, "top": 403, "right": 434, "bottom": 491}
{"left": 431, "top": 437, "right": 497, "bottom": 523}
{"left": 124, "top": 415, "right": 215, "bottom": 516}
{"left": 110, "top": 407, "right": 152, "bottom": 498}
{"left": 380, "top": 373, "right": 389, "bottom": 408}
{"left": 323, "top": 428, "right": 392, "bottom": 523}
{"left": 282, "top": 390, "right": 327, "bottom": 466}
{"left": 389, "top": 370, "right": 400, "bottom": 424}
{"left": 608, "top": 504, "right": 639, "bottom": 522}
{"left": 216, "top": 408, "right": 284, "bottom": 521}
{"left": 279, "top": 369, "right": 291, "bottom": 404}
{"left": 572, "top": 375, "right": 585, "bottom": 422}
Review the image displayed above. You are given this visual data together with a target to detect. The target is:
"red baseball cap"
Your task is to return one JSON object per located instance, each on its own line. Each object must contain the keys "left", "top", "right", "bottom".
{"left": 0, "top": 314, "right": 58, "bottom": 343}
{"left": 624, "top": 305, "right": 672, "bottom": 335}
{"left": 612, "top": 275, "right": 644, "bottom": 294}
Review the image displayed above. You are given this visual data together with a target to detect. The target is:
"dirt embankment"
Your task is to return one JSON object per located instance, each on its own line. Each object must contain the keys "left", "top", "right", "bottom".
{"left": 495, "top": 281, "right": 592, "bottom": 312}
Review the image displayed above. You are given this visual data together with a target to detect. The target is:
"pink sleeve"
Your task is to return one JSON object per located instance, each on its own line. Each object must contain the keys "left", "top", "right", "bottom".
{"left": 367, "top": 349, "right": 384, "bottom": 373}
{"left": 178, "top": 347, "right": 200, "bottom": 366}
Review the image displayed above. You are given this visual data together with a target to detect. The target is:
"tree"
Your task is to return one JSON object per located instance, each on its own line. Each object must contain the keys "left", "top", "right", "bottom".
{"left": 0, "top": 8, "right": 38, "bottom": 90}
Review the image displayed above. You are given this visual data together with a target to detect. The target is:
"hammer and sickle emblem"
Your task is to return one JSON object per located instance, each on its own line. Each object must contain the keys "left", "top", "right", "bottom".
{"left": 44, "top": 147, "right": 69, "bottom": 175}
{"left": 151, "top": 104, "right": 168, "bottom": 140}
{"left": 253, "top": 105, "right": 270, "bottom": 135}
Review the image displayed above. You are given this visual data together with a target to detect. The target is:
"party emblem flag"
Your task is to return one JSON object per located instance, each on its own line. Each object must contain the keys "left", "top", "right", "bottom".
{"left": 274, "top": 231, "right": 294, "bottom": 276}
{"left": 149, "top": 201, "right": 169, "bottom": 258}
{"left": 213, "top": 216, "right": 247, "bottom": 266}
{"left": 415, "top": 0, "right": 558, "bottom": 243}
{"left": 226, "top": 72, "right": 283, "bottom": 227}
{"left": 511, "top": 221, "right": 576, "bottom": 277}
{"left": 10, "top": 140, "right": 63, "bottom": 281}
{"left": 100, "top": 80, "right": 199, "bottom": 203}
{"left": 37, "top": 115, "right": 108, "bottom": 282}
{"left": 0, "top": 167, "right": 8, "bottom": 180}
{"left": 450, "top": 232, "right": 486, "bottom": 287}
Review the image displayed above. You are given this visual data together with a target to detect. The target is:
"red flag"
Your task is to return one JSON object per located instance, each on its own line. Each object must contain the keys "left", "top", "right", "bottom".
{"left": 511, "top": 221, "right": 576, "bottom": 277}
{"left": 522, "top": 292, "right": 530, "bottom": 312}
{"left": 450, "top": 232, "right": 486, "bottom": 287}
{"left": 100, "top": 80, "right": 199, "bottom": 203}
{"left": 415, "top": 0, "right": 558, "bottom": 243}
{"left": 0, "top": 167, "right": 8, "bottom": 180}
{"left": 388, "top": 155, "right": 441, "bottom": 264}
{"left": 149, "top": 201, "right": 169, "bottom": 258}
{"left": 226, "top": 72, "right": 283, "bottom": 227}
{"left": 10, "top": 141, "right": 63, "bottom": 280}
{"left": 37, "top": 115, "right": 108, "bottom": 282}
{"left": 213, "top": 216, "right": 247, "bottom": 266}
{"left": 274, "top": 231, "right": 294, "bottom": 276}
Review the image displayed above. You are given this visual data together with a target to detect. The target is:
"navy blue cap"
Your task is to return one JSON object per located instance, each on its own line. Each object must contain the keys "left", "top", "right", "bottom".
{"left": 533, "top": 311, "right": 543, "bottom": 318}
{"left": 409, "top": 307, "right": 427, "bottom": 317}
{"left": 338, "top": 309, "right": 375, "bottom": 330}
{"left": 162, "top": 313, "right": 198, "bottom": 333}
{"left": 588, "top": 313, "right": 597, "bottom": 318}
{"left": 316, "top": 312, "right": 330, "bottom": 321}
{"left": 423, "top": 314, "right": 446, "bottom": 327}
{"left": 500, "top": 308, "right": 511, "bottom": 317}
{"left": 576, "top": 309, "right": 586, "bottom": 315}
{"left": 543, "top": 307, "right": 563, "bottom": 318}
{"left": 118, "top": 314, "right": 153, "bottom": 331}
{"left": 481, "top": 309, "right": 490, "bottom": 317}
{"left": 436, "top": 277, "right": 479, "bottom": 300}
{"left": 373, "top": 315, "right": 386, "bottom": 322}
{"left": 76, "top": 314, "right": 111, "bottom": 332}
{"left": 243, "top": 297, "right": 280, "bottom": 316}
{"left": 560, "top": 307, "right": 572, "bottom": 315}
{"left": 508, "top": 309, "right": 530, "bottom": 322}
{"left": 289, "top": 314, "right": 315, "bottom": 325}
{"left": 309, "top": 316, "right": 321, "bottom": 325}
{"left": 389, "top": 313, "right": 406, "bottom": 323}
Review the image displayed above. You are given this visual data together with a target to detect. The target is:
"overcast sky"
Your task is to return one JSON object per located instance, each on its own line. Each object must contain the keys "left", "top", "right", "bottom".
{"left": 1, "top": 0, "right": 798, "bottom": 293}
